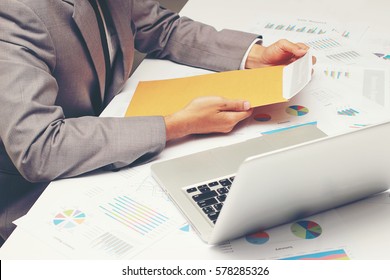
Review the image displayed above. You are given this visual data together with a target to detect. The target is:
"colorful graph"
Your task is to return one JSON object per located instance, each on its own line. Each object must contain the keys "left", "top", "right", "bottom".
{"left": 306, "top": 38, "right": 341, "bottom": 50}
{"left": 342, "top": 31, "right": 350, "bottom": 38}
{"left": 280, "top": 249, "right": 350, "bottom": 260}
{"left": 53, "top": 209, "right": 86, "bottom": 229}
{"left": 337, "top": 107, "right": 359, "bottom": 116}
{"left": 275, "top": 24, "right": 285, "bottom": 30}
{"left": 261, "top": 121, "right": 317, "bottom": 135}
{"left": 324, "top": 70, "right": 350, "bottom": 79}
{"left": 350, "top": 123, "right": 369, "bottom": 129}
{"left": 374, "top": 53, "right": 385, "bottom": 58}
{"left": 374, "top": 53, "right": 390, "bottom": 61}
{"left": 291, "top": 220, "right": 322, "bottom": 239}
{"left": 285, "top": 105, "right": 309, "bottom": 116}
{"left": 286, "top": 25, "right": 295, "bottom": 31}
{"left": 245, "top": 231, "right": 270, "bottom": 245}
{"left": 264, "top": 22, "right": 327, "bottom": 35}
{"left": 254, "top": 113, "right": 271, "bottom": 122}
{"left": 326, "top": 51, "right": 361, "bottom": 63}
{"left": 99, "top": 196, "right": 169, "bottom": 236}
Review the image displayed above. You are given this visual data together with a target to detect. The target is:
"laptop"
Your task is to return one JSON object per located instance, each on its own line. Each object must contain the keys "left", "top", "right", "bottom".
{"left": 151, "top": 122, "right": 390, "bottom": 244}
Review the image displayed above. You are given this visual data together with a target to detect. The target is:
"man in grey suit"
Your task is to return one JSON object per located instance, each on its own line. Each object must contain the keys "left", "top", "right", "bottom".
{"left": 0, "top": 0, "right": 310, "bottom": 244}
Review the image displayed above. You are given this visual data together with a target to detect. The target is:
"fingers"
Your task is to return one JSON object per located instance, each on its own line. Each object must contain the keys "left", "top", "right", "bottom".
{"left": 192, "top": 96, "right": 252, "bottom": 112}
{"left": 219, "top": 99, "right": 252, "bottom": 112}
{"left": 312, "top": 55, "right": 317, "bottom": 65}
{"left": 228, "top": 108, "right": 254, "bottom": 122}
{"left": 294, "top": 42, "right": 316, "bottom": 65}
{"left": 296, "top": 42, "right": 316, "bottom": 64}
{"left": 277, "top": 39, "right": 308, "bottom": 57}
{"left": 216, "top": 108, "right": 253, "bottom": 133}
{"left": 280, "top": 40, "right": 316, "bottom": 67}
{"left": 218, "top": 99, "right": 253, "bottom": 131}
{"left": 295, "top": 42, "right": 309, "bottom": 51}
{"left": 166, "top": 96, "right": 254, "bottom": 139}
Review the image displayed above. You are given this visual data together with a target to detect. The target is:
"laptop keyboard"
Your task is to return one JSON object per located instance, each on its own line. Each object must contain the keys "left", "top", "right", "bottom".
{"left": 184, "top": 175, "right": 235, "bottom": 225}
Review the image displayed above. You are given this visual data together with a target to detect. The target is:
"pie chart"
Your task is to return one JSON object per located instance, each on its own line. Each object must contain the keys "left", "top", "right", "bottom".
{"left": 291, "top": 220, "right": 322, "bottom": 239}
{"left": 286, "top": 105, "right": 309, "bottom": 116}
{"left": 245, "top": 231, "right": 270, "bottom": 245}
{"left": 53, "top": 209, "right": 86, "bottom": 229}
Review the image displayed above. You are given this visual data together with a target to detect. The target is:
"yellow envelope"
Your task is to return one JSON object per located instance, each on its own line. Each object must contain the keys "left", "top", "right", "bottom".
{"left": 125, "top": 66, "right": 286, "bottom": 117}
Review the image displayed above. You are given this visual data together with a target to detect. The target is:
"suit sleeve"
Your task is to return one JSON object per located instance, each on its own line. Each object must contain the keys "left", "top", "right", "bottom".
{"left": 0, "top": 2, "right": 166, "bottom": 182}
{"left": 130, "top": 0, "right": 260, "bottom": 71}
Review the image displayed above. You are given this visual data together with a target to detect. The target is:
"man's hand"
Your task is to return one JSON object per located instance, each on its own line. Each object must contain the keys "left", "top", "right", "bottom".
{"left": 164, "top": 40, "right": 314, "bottom": 141}
{"left": 164, "top": 96, "right": 253, "bottom": 141}
{"left": 245, "top": 39, "right": 314, "bottom": 69}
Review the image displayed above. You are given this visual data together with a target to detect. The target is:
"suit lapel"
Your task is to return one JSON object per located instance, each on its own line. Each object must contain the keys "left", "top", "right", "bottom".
{"left": 63, "top": 0, "right": 134, "bottom": 104}
{"left": 66, "top": 0, "right": 106, "bottom": 106}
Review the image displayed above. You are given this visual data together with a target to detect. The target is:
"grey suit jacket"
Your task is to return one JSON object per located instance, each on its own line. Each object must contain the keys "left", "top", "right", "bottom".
{"left": 0, "top": 0, "right": 258, "bottom": 238}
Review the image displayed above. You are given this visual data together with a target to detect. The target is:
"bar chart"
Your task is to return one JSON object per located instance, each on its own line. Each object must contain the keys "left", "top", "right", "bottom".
{"left": 99, "top": 195, "right": 170, "bottom": 237}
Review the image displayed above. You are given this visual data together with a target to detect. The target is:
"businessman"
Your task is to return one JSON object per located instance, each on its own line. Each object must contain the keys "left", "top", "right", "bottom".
{"left": 0, "top": 0, "right": 310, "bottom": 243}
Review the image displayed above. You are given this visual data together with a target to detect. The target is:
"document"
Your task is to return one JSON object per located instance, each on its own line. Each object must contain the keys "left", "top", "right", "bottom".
{"left": 13, "top": 166, "right": 184, "bottom": 259}
{"left": 125, "top": 51, "right": 313, "bottom": 117}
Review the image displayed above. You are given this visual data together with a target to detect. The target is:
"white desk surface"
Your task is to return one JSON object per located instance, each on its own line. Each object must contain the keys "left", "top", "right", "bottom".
{"left": 2, "top": 0, "right": 390, "bottom": 260}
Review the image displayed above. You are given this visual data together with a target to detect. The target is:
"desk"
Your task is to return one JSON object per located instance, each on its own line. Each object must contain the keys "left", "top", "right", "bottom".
{"left": 1, "top": 0, "right": 390, "bottom": 260}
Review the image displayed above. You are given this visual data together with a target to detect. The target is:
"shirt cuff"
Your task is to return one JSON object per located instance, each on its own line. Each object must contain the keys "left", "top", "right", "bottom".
{"left": 239, "top": 37, "right": 263, "bottom": 70}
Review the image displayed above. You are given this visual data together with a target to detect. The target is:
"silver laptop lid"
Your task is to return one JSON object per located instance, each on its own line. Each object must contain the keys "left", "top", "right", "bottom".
{"left": 209, "top": 120, "right": 390, "bottom": 244}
